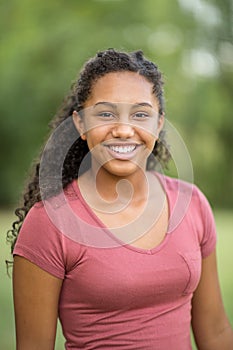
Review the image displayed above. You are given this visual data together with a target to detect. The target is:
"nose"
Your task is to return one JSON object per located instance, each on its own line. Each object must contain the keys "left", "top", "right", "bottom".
{"left": 111, "top": 123, "right": 135, "bottom": 138}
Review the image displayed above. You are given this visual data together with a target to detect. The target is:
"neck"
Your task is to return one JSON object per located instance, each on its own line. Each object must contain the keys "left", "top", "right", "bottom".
{"left": 98, "top": 170, "right": 147, "bottom": 201}
{"left": 80, "top": 160, "right": 149, "bottom": 207}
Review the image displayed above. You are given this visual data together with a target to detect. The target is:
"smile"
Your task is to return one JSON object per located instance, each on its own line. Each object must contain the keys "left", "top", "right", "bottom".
{"left": 108, "top": 145, "right": 136, "bottom": 154}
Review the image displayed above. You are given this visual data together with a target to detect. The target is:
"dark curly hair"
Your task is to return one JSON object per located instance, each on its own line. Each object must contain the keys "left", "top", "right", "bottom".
{"left": 7, "top": 48, "right": 170, "bottom": 257}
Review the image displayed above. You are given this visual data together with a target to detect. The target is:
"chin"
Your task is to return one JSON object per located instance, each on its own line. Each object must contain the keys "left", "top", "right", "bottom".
{"left": 103, "top": 160, "right": 143, "bottom": 178}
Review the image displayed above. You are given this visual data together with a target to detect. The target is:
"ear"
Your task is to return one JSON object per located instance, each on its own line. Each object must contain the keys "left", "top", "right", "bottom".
{"left": 72, "top": 110, "right": 86, "bottom": 140}
{"left": 156, "top": 112, "right": 165, "bottom": 137}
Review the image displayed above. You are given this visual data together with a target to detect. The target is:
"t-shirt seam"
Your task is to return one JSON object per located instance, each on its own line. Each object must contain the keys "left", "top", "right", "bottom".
{"left": 195, "top": 185, "right": 217, "bottom": 257}
{"left": 14, "top": 243, "right": 65, "bottom": 279}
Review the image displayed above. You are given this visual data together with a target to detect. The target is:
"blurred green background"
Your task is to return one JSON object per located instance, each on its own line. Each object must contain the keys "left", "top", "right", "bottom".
{"left": 1, "top": 0, "right": 233, "bottom": 208}
{"left": 1, "top": 0, "right": 232, "bottom": 349}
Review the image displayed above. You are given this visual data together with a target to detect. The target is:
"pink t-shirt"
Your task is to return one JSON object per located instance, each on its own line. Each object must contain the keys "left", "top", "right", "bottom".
{"left": 13, "top": 174, "right": 217, "bottom": 349}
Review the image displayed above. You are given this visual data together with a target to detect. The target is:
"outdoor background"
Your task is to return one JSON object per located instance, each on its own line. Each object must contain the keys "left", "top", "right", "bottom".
{"left": 0, "top": 0, "right": 232, "bottom": 349}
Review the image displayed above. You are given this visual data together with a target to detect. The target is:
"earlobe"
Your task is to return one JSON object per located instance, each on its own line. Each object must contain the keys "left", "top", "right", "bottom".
{"left": 157, "top": 112, "right": 164, "bottom": 136}
{"left": 154, "top": 112, "right": 164, "bottom": 139}
{"left": 72, "top": 111, "right": 86, "bottom": 140}
{"left": 158, "top": 112, "right": 165, "bottom": 130}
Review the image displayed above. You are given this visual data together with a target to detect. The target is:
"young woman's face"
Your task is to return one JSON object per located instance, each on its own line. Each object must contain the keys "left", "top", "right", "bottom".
{"left": 73, "top": 71, "right": 164, "bottom": 177}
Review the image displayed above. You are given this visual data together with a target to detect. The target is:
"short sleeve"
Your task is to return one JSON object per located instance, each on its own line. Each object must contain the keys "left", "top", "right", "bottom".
{"left": 13, "top": 203, "right": 66, "bottom": 279}
{"left": 195, "top": 187, "right": 217, "bottom": 258}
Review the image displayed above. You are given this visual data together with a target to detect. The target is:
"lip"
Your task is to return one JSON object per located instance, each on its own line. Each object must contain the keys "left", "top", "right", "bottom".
{"left": 103, "top": 143, "right": 142, "bottom": 160}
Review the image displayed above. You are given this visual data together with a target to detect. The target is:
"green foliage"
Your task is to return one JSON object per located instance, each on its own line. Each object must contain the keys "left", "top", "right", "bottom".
{"left": 0, "top": 0, "right": 232, "bottom": 207}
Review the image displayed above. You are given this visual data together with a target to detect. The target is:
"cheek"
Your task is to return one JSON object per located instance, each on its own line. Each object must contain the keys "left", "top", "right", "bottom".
{"left": 136, "top": 118, "right": 159, "bottom": 137}
{"left": 137, "top": 128, "right": 157, "bottom": 147}
{"left": 86, "top": 126, "right": 111, "bottom": 148}
{"left": 148, "top": 138, "right": 157, "bottom": 152}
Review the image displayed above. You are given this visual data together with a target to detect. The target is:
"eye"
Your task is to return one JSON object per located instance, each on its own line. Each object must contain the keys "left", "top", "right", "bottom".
{"left": 98, "top": 112, "right": 115, "bottom": 119}
{"left": 133, "top": 112, "right": 150, "bottom": 119}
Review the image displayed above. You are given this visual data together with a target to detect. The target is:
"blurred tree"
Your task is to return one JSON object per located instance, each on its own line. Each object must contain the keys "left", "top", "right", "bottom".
{"left": 0, "top": 0, "right": 232, "bottom": 207}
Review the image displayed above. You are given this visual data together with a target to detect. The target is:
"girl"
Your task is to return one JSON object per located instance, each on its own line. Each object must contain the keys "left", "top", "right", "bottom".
{"left": 9, "top": 49, "right": 233, "bottom": 349}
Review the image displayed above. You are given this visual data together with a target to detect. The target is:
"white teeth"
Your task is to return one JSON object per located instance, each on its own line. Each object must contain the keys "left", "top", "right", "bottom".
{"left": 109, "top": 145, "right": 136, "bottom": 153}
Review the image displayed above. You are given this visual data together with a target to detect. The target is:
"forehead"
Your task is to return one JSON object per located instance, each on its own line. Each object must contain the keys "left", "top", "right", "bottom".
{"left": 84, "top": 71, "right": 159, "bottom": 109}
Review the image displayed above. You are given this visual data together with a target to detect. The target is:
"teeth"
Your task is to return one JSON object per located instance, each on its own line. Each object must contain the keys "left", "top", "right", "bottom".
{"left": 109, "top": 145, "right": 136, "bottom": 153}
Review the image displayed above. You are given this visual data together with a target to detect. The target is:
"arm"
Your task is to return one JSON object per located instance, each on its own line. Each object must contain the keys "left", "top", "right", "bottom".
{"left": 191, "top": 249, "right": 233, "bottom": 350}
{"left": 13, "top": 255, "right": 63, "bottom": 350}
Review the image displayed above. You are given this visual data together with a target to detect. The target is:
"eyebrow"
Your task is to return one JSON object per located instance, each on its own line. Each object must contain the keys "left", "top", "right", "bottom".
{"left": 93, "top": 101, "right": 153, "bottom": 109}
{"left": 94, "top": 102, "right": 118, "bottom": 110}
{"left": 132, "top": 102, "right": 153, "bottom": 109}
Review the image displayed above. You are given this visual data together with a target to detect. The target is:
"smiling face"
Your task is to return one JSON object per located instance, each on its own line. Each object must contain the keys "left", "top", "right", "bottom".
{"left": 73, "top": 71, "right": 164, "bottom": 178}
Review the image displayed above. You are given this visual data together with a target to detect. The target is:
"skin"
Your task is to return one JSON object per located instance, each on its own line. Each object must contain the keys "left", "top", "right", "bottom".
{"left": 13, "top": 71, "right": 233, "bottom": 349}
{"left": 73, "top": 72, "right": 166, "bottom": 245}
{"left": 74, "top": 72, "right": 163, "bottom": 183}
{"left": 13, "top": 256, "right": 63, "bottom": 350}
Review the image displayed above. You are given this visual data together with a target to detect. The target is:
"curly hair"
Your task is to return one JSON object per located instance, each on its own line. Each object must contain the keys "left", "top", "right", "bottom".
{"left": 7, "top": 48, "right": 170, "bottom": 256}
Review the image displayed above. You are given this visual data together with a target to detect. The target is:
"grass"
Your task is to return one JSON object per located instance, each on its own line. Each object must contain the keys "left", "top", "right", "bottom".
{"left": 1, "top": 209, "right": 233, "bottom": 349}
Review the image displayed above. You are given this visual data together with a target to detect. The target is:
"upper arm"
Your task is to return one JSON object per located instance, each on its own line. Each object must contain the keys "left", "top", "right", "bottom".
{"left": 13, "top": 255, "right": 63, "bottom": 350}
{"left": 191, "top": 249, "right": 233, "bottom": 349}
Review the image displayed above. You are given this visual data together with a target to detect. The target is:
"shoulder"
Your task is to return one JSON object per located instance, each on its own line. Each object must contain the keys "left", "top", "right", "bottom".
{"left": 156, "top": 172, "right": 210, "bottom": 206}
{"left": 158, "top": 173, "right": 217, "bottom": 257}
{"left": 28, "top": 179, "right": 83, "bottom": 222}
{"left": 161, "top": 173, "right": 193, "bottom": 193}
{"left": 14, "top": 184, "right": 87, "bottom": 277}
